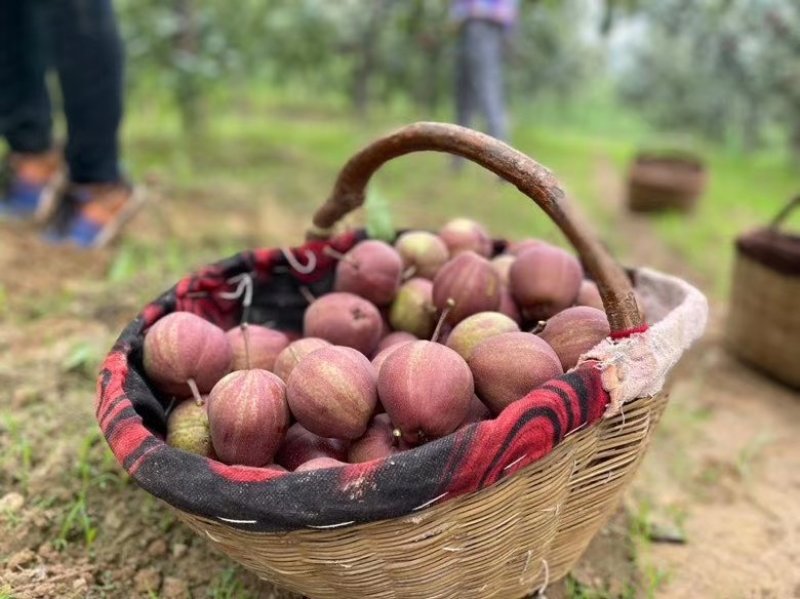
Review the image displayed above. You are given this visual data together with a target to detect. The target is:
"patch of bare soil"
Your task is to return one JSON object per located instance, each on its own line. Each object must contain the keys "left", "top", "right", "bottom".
{"left": 592, "top": 155, "right": 800, "bottom": 599}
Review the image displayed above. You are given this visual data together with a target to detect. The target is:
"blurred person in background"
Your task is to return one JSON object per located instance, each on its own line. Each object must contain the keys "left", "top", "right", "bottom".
{"left": 451, "top": 0, "right": 519, "bottom": 155}
{"left": 0, "top": 0, "right": 142, "bottom": 249}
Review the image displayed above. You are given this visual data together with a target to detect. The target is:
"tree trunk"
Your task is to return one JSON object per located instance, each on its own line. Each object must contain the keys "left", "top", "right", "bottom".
{"left": 173, "top": 0, "right": 204, "bottom": 138}
{"left": 351, "top": 0, "right": 392, "bottom": 118}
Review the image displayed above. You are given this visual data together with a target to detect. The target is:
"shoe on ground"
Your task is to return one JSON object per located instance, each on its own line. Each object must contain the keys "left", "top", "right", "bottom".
{"left": 0, "top": 151, "right": 63, "bottom": 221}
{"left": 43, "top": 182, "right": 146, "bottom": 249}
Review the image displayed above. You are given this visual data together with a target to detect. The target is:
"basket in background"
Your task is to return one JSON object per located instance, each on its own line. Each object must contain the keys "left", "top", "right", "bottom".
{"left": 627, "top": 151, "right": 707, "bottom": 213}
{"left": 727, "top": 196, "right": 800, "bottom": 389}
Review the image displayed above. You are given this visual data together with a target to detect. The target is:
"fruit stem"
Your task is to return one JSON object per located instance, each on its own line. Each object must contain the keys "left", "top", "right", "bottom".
{"left": 299, "top": 286, "right": 316, "bottom": 305}
{"left": 530, "top": 320, "right": 547, "bottom": 335}
{"left": 187, "top": 378, "right": 204, "bottom": 406}
{"left": 431, "top": 298, "right": 455, "bottom": 343}
{"left": 322, "top": 246, "right": 358, "bottom": 268}
{"left": 241, "top": 322, "right": 251, "bottom": 370}
{"left": 402, "top": 265, "right": 416, "bottom": 280}
{"left": 391, "top": 428, "right": 402, "bottom": 447}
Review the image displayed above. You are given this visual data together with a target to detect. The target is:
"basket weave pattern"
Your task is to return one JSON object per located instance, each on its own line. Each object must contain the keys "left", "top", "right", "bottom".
{"left": 727, "top": 253, "right": 800, "bottom": 388}
{"left": 175, "top": 393, "right": 668, "bottom": 599}
{"left": 627, "top": 156, "right": 706, "bottom": 213}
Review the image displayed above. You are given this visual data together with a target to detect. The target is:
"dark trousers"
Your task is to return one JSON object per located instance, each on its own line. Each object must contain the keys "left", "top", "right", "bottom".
{"left": 455, "top": 19, "right": 508, "bottom": 142}
{"left": 0, "top": 0, "right": 124, "bottom": 183}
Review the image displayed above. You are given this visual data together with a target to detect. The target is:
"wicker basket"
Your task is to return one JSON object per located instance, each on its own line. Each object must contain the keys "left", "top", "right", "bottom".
{"left": 97, "top": 123, "right": 708, "bottom": 598}
{"left": 726, "top": 197, "right": 800, "bottom": 388}
{"left": 627, "top": 151, "right": 707, "bottom": 213}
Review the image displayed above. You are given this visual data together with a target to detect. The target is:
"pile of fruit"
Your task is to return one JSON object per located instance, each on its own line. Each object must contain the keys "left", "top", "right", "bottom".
{"left": 146, "top": 218, "right": 623, "bottom": 472}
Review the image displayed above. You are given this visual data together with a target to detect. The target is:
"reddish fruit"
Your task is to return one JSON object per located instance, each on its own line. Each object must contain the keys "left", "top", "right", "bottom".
{"left": 539, "top": 306, "right": 610, "bottom": 370}
{"left": 303, "top": 292, "right": 382, "bottom": 356}
{"left": 334, "top": 240, "right": 403, "bottom": 307}
{"left": 498, "top": 287, "right": 522, "bottom": 324}
{"left": 491, "top": 254, "right": 515, "bottom": 286}
{"left": 389, "top": 278, "right": 437, "bottom": 339}
{"left": 166, "top": 398, "right": 212, "bottom": 456}
{"left": 286, "top": 346, "right": 377, "bottom": 439}
{"left": 348, "top": 414, "right": 404, "bottom": 463}
{"left": 461, "top": 394, "right": 491, "bottom": 426}
{"left": 394, "top": 231, "right": 450, "bottom": 279}
{"left": 506, "top": 238, "right": 544, "bottom": 256}
{"left": 294, "top": 457, "right": 347, "bottom": 472}
{"left": 438, "top": 218, "right": 492, "bottom": 257}
{"left": 468, "top": 332, "right": 563, "bottom": 415}
{"left": 371, "top": 342, "right": 413, "bottom": 377}
{"left": 265, "top": 464, "right": 288, "bottom": 472}
{"left": 446, "top": 311, "right": 520, "bottom": 361}
{"left": 273, "top": 337, "right": 331, "bottom": 382}
{"left": 226, "top": 325, "right": 290, "bottom": 372}
{"left": 378, "top": 341, "right": 473, "bottom": 444}
{"left": 143, "top": 312, "right": 232, "bottom": 396}
{"left": 275, "top": 423, "right": 349, "bottom": 471}
{"left": 432, "top": 251, "right": 501, "bottom": 325}
{"left": 207, "top": 370, "right": 289, "bottom": 466}
{"left": 577, "top": 280, "right": 605, "bottom": 311}
{"left": 376, "top": 331, "right": 417, "bottom": 353}
{"left": 509, "top": 245, "right": 583, "bottom": 320}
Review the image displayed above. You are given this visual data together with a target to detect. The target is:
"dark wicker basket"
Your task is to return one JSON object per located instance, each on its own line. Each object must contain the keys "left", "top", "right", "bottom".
{"left": 627, "top": 152, "right": 707, "bottom": 213}
{"left": 727, "top": 197, "right": 800, "bottom": 388}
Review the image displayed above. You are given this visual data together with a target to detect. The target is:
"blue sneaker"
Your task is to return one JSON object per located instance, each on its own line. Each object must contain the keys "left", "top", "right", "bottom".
{"left": 0, "top": 153, "right": 63, "bottom": 221}
{"left": 42, "top": 182, "right": 145, "bottom": 248}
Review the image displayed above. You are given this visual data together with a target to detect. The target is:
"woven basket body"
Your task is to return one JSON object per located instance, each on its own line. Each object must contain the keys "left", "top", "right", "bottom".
{"left": 176, "top": 393, "right": 667, "bottom": 599}
{"left": 727, "top": 250, "right": 800, "bottom": 389}
{"left": 627, "top": 154, "right": 706, "bottom": 213}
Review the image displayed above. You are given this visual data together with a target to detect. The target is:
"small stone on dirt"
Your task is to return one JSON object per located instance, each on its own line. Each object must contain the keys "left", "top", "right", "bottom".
{"left": 172, "top": 542, "right": 188, "bottom": 559}
{"left": 147, "top": 538, "right": 168, "bottom": 558}
{"left": 134, "top": 567, "right": 162, "bottom": 594}
{"left": 161, "top": 576, "right": 191, "bottom": 599}
{"left": 0, "top": 492, "right": 25, "bottom": 514}
{"left": 7, "top": 548, "right": 36, "bottom": 570}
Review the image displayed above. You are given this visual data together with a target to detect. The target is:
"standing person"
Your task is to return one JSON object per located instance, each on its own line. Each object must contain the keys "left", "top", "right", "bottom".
{"left": 0, "top": 0, "right": 142, "bottom": 249}
{"left": 451, "top": 0, "right": 518, "bottom": 148}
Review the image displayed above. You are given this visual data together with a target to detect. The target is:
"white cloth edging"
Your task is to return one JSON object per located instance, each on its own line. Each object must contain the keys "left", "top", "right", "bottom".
{"left": 578, "top": 267, "right": 709, "bottom": 417}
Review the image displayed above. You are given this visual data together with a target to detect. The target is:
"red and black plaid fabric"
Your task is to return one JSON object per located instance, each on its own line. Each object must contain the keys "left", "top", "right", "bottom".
{"left": 96, "top": 231, "right": 611, "bottom": 532}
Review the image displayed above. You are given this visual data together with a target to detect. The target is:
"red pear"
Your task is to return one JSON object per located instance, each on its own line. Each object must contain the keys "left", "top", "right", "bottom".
{"left": 275, "top": 422, "right": 349, "bottom": 471}
{"left": 539, "top": 306, "right": 610, "bottom": 370}
{"left": 348, "top": 414, "right": 405, "bottom": 463}
{"left": 226, "top": 325, "right": 290, "bottom": 372}
{"left": 468, "top": 332, "right": 563, "bottom": 415}
{"left": 577, "top": 280, "right": 605, "bottom": 311}
{"left": 509, "top": 244, "right": 583, "bottom": 320}
{"left": 506, "top": 238, "right": 544, "bottom": 256}
{"left": 491, "top": 254, "right": 515, "bottom": 287}
{"left": 273, "top": 337, "right": 331, "bottom": 383}
{"left": 303, "top": 292, "right": 382, "bottom": 356}
{"left": 376, "top": 331, "right": 417, "bottom": 353}
{"left": 498, "top": 286, "right": 522, "bottom": 324}
{"left": 207, "top": 369, "right": 289, "bottom": 466}
{"left": 432, "top": 251, "right": 501, "bottom": 325}
{"left": 371, "top": 342, "right": 413, "bottom": 377}
{"left": 394, "top": 231, "right": 450, "bottom": 279}
{"left": 143, "top": 312, "right": 232, "bottom": 396}
{"left": 378, "top": 341, "right": 473, "bottom": 444}
{"left": 438, "top": 218, "right": 492, "bottom": 257}
{"left": 334, "top": 240, "right": 403, "bottom": 306}
{"left": 287, "top": 346, "right": 377, "bottom": 439}
{"left": 294, "top": 457, "right": 347, "bottom": 472}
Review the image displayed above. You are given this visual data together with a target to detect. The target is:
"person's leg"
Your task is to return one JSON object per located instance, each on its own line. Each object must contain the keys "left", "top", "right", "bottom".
{"left": 471, "top": 20, "right": 508, "bottom": 142}
{"left": 44, "top": 0, "right": 143, "bottom": 248}
{"left": 453, "top": 21, "right": 478, "bottom": 171}
{"left": 50, "top": 0, "right": 124, "bottom": 184}
{"left": 0, "top": 0, "right": 61, "bottom": 218}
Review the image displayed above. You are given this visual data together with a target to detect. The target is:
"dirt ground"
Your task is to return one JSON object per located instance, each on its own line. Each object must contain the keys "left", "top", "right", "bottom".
{"left": 1, "top": 157, "right": 799, "bottom": 599}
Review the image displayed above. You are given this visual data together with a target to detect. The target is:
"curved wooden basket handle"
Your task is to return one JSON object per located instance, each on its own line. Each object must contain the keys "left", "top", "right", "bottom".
{"left": 769, "top": 195, "right": 800, "bottom": 230}
{"left": 308, "top": 122, "right": 643, "bottom": 335}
